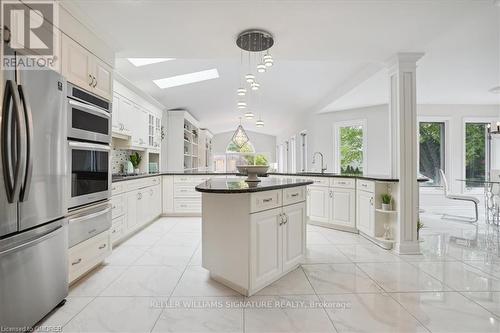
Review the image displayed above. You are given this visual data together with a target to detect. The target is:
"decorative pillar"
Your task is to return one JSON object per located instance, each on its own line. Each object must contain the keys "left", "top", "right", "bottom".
{"left": 387, "top": 53, "right": 424, "bottom": 254}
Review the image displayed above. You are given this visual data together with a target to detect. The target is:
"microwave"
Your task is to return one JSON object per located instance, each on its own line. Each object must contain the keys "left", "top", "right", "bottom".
{"left": 67, "top": 83, "right": 111, "bottom": 144}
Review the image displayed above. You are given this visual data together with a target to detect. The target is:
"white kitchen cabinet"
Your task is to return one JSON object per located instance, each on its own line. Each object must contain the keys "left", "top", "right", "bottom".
{"left": 126, "top": 190, "right": 139, "bottom": 230}
{"left": 68, "top": 231, "right": 111, "bottom": 283}
{"left": 130, "top": 105, "right": 148, "bottom": 148}
{"left": 356, "top": 189, "right": 374, "bottom": 235}
{"left": 250, "top": 207, "right": 283, "bottom": 290}
{"left": 282, "top": 202, "right": 306, "bottom": 271}
{"left": 62, "top": 34, "right": 112, "bottom": 100}
{"left": 330, "top": 188, "right": 356, "bottom": 228}
{"left": 147, "top": 184, "right": 162, "bottom": 221}
{"left": 307, "top": 186, "right": 330, "bottom": 223}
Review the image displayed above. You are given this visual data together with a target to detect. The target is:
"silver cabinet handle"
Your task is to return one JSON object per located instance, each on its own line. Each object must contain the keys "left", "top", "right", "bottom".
{"left": 72, "top": 258, "right": 82, "bottom": 266}
{"left": 88, "top": 74, "right": 93, "bottom": 86}
{"left": 263, "top": 198, "right": 273, "bottom": 203}
{"left": 88, "top": 228, "right": 97, "bottom": 235}
{"left": 69, "top": 206, "right": 111, "bottom": 224}
{"left": 290, "top": 193, "right": 299, "bottom": 197}
{"left": 329, "top": 190, "right": 333, "bottom": 198}
{"left": 98, "top": 244, "right": 107, "bottom": 250}
{"left": 279, "top": 213, "right": 284, "bottom": 225}
{"left": 370, "top": 197, "right": 374, "bottom": 206}
{"left": 93, "top": 76, "right": 97, "bottom": 88}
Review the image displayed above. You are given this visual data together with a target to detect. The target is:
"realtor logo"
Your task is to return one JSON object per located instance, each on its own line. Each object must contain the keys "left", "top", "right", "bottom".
{"left": 1, "top": 0, "right": 55, "bottom": 55}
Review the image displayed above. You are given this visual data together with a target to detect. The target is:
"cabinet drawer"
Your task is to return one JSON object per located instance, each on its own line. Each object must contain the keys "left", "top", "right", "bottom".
{"left": 251, "top": 189, "right": 282, "bottom": 213}
{"left": 283, "top": 186, "right": 306, "bottom": 206}
{"left": 174, "top": 184, "right": 200, "bottom": 197}
{"left": 174, "top": 176, "right": 209, "bottom": 184}
{"left": 68, "top": 204, "right": 112, "bottom": 248}
{"left": 174, "top": 199, "right": 201, "bottom": 213}
{"left": 68, "top": 231, "right": 111, "bottom": 283}
{"left": 111, "top": 194, "right": 125, "bottom": 219}
{"left": 332, "top": 178, "right": 355, "bottom": 189}
{"left": 111, "top": 182, "right": 125, "bottom": 195}
{"left": 357, "top": 180, "right": 375, "bottom": 193}
{"left": 307, "top": 177, "right": 330, "bottom": 187}
{"left": 127, "top": 176, "right": 161, "bottom": 191}
{"left": 110, "top": 216, "right": 125, "bottom": 244}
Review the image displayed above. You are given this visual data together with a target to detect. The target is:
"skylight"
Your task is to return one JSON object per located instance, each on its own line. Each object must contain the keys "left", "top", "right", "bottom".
{"left": 153, "top": 69, "right": 219, "bottom": 89}
{"left": 127, "top": 58, "right": 175, "bottom": 67}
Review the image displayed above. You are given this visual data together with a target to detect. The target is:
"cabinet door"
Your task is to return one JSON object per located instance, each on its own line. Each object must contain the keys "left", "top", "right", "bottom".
{"left": 120, "top": 98, "right": 133, "bottom": 133}
{"left": 92, "top": 57, "right": 113, "bottom": 100}
{"left": 250, "top": 208, "right": 283, "bottom": 291}
{"left": 136, "top": 189, "right": 149, "bottom": 226}
{"left": 307, "top": 186, "right": 330, "bottom": 223}
{"left": 150, "top": 185, "right": 162, "bottom": 219}
{"left": 62, "top": 34, "right": 91, "bottom": 90}
{"left": 126, "top": 190, "right": 139, "bottom": 230}
{"left": 112, "top": 94, "right": 121, "bottom": 132}
{"left": 331, "top": 188, "right": 356, "bottom": 228}
{"left": 356, "top": 190, "right": 374, "bottom": 235}
{"left": 282, "top": 202, "right": 306, "bottom": 271}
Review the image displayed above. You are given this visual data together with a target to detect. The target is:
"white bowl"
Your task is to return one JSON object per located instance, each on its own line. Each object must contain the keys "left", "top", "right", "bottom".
{"left": 237, "top": 165, "right": 269, "bottom": 182}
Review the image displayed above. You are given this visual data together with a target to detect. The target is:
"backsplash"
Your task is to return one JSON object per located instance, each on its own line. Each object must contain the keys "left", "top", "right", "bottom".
{"left": 112, "top": 148, "right": 130, "bottom": 174}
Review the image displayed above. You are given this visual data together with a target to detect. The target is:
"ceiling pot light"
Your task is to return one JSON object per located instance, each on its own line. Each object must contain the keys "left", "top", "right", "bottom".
{"left": 256, "top": 118, "right": 264, "bottom": 127}
{"left": 244, "top": 112, "right": 255, "bottom": 119}
{"left": 245, "top": 74, "right": 255, "bottom": 83}
{"left": 251, "top": 82, "right": 260, "bottom": 91}
{"left": 257, "top": 63, "right": 266, "bottom": 73}
{"left": 237, "top": 88, "right": 247, "bottom": 96}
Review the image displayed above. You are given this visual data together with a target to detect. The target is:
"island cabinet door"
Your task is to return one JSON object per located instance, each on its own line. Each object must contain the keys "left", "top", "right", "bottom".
{"left": 356, "top": 190, "right": 374, "bottom": 236}
{"left": 250, "top": 207, "right": 283, "bottom": 291}
{"left": 307, "top": 186, "right": 330, "bottom": 223}
{"left": 282, "top": 202, "right": 306, "bottom": 271}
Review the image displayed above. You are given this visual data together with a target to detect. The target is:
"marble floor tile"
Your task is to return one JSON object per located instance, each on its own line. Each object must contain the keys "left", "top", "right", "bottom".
{"left": 464, "top": 260, "right": 500, "bottom": 279}
{"left": 322, "top": 230, "right": 370, "bottom": 245}
{"left": 307, "top": 231, "right": 332, "bottom": 245}
{"left": 64, "top": 297, "right": 163, "bottom": 332}
{"left": 303, "top": 244, "right": 351, "bottom": 264}
{"left": 189, "top": 246, "right": 202, "bottom": 266}
{"left": 302, "top": 263, "right": 382, "bottom": 294}
{"left": 462, "top": 291, "right": 500, "bottom": 317}
{"left": 69, "top": 265, "right": 127, "bottom": 297}
{"left": 101, "top": 265, "right": 184, "bottom": 296}
{"left": 133, "top": 244, "right": 197, "bottom": 266}
{"left": 172, "top": 266, "right": 240, "bottom": 297}
{"left": 394, "top": 292, "right": 500, "bottom": 333}
{"left": 37, "top": 297, "right": 94, "bottom": 329}
{"left": 415, "top": 261, "right": 500, "bottom": 292}
{"left": 103, "top": 245, "right": 148, "bottom": 266}
{"left": 151, "top": 296, "right": 244, "bottom": 333}
{"left": 156, "top": 233, "right": 201, "bottom": 247}
{"left": 169, "top": 220, "right": 202, "bottom": 233}
{"left": 244, "top": 295, "right": 336, "bottom": 333}
{"left": 256, "top": 268, "right": 315, "bottom": 296}
{"left": 336, "top": 244, "right": 401, "bottom": 263}
{"left": 120, "top": 230, "right": 163, "bottom": 247}
{"left": 321, "top": 293, "right": 428, "bottom": 333}
{"left": 357, "top": 262, "right": 448, "bottom": 292}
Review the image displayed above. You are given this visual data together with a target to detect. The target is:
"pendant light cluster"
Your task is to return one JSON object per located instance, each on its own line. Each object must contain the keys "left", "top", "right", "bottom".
{"left": 235, "top": 29, "right": 274, "bottom": 128}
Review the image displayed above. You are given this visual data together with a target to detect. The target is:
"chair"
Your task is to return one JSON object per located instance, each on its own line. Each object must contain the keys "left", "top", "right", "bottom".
{"left": 439, "top": 169, "right": 479, "bottom": 223}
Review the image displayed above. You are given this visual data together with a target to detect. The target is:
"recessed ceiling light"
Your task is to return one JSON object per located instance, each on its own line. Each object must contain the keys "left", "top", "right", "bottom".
{"left": 153, "top": 69, "right": 219, "bottom": 89}
{"left": 127, "top": 58, "right": 175, "bottom": 67}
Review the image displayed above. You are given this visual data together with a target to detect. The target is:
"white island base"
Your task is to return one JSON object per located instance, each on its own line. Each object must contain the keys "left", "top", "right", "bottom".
{"left": 198, "top": 180, "right": 309, "bottom": 296}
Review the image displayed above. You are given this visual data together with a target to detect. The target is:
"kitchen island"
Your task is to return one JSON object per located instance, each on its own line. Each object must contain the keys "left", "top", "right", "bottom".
{"left": 196, "top": 177, "right": 313, "bottom": 296}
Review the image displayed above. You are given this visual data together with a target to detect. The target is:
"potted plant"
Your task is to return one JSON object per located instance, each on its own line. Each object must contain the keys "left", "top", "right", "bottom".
{"left": 417, "top": 219, "right": 424, "bottom": 241}
{"left": 129, "top": 152, "right": 142, "bottom": 174}
{"left": 381, "top": 193, "right": 392, "bottom": 211}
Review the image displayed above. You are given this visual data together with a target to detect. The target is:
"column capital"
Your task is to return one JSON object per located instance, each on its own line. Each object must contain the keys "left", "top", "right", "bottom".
{"left": 385, "top": 52, "right": 425, "bottom": 71}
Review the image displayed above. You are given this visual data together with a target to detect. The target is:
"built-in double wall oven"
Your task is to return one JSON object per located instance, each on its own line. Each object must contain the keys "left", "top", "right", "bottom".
{"left": 67, "top": 83, "right": 111, "bottom": 209}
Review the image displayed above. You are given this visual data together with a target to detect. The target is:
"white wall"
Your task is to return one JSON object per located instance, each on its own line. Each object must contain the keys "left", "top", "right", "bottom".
{"left": 212, "top": 130, "right": 277, "bottom": 162}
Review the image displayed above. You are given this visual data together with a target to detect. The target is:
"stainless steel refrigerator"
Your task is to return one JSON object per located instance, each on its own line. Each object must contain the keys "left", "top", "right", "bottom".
{"left": 0, "top": 41, "right": 69, "bottom": 328}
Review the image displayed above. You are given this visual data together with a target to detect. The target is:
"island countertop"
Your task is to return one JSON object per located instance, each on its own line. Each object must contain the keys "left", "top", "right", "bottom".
{"left": 195, "top": 177, "right": 314, "bottom": 193}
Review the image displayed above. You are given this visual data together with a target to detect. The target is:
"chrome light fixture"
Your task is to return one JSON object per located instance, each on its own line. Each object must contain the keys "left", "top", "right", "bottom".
{"left": 251, "top": 82, "right": 260, "bottom": 91}
{"left": 263, "top": 53, "right": 274, "bottom": 67}
{"left": 257, "top": 63, "right": 266, "bottom": 73}
{"left": 237, "top": 87, "right": 247, "bottom": 96}
{"left": 256, "top": 117, "right": 264, "bottom": 128}
{"left": 237, "top": 101, "right": 247, "bottom": 109}
{"left": 244, "top": 111, "right": 255, "bottom": 119}
{"left": 245, "top": 73, "right": 255, "bottom": 84}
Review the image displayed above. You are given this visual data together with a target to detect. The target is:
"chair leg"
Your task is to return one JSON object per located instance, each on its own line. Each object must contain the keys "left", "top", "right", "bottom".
{"left": 441, "top": 200, "right": 478, "bottom": 223}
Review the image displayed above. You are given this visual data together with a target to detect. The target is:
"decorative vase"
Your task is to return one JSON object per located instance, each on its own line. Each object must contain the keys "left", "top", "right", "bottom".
{"left": 382, "top": 203, "right": 391, "bottom": 211}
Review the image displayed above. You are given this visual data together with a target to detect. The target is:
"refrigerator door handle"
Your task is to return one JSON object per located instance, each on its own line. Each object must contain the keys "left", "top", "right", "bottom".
{"left": 18, "top": 84, "right": 33, "bottom": 202}
{"left": 1, "top": 80, "right": 26, "bottom": 203}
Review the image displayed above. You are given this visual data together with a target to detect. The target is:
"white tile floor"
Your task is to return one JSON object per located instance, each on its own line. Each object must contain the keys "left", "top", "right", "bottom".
{"left": 38, "top": 213, "right": 500, "bottom": 332}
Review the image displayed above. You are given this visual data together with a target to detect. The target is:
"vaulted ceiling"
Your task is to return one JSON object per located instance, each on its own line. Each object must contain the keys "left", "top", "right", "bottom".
{"left": 63, "top": 0, "right": 499, "bottom": 135}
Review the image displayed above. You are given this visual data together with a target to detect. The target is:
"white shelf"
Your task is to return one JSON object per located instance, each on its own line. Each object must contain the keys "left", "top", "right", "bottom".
{"left": 375, "top": 209, "right": 397, "bottom": 214}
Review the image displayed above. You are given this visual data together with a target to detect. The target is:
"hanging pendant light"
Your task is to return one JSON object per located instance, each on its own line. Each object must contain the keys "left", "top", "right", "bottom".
{"left": 231, "top": 118, "right": 250, "bottom": 148}
{"left": 251, "top": 82, "right": 260, "bottom": 91}
{"left": 237, "top": 88, "right": 247, "bottom": 96}
{"left": 245, "top": 74, "right": 255, "bottom": 84}
{"left": 237, "top": 101, "right": 247, "bottom": 109}
{"left": 256, "top": 117, "right": 264, "bottom": 127}
{"left": 263, "top": 53, "right": 273, "bottom": 67}
{"left": 257, "top": 63, "right": 266, "bottom": 73}
{"left": 244, "top": 111, "right": 255, "bottom": 119}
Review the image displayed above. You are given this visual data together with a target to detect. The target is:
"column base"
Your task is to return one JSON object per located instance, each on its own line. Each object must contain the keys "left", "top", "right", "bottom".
{"left": 393, "top": 241, "right": 421, "bottom": 255}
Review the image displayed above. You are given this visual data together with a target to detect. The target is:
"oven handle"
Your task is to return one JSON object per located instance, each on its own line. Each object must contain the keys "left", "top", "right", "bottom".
{"left": 69, "top": 206, "right": 111, "bottom": 224}
{"left": 68, "top": 141, "right": 111, "bottom": 151}
{"left": 68, "top": 99, "right": 110, "bottom": 119}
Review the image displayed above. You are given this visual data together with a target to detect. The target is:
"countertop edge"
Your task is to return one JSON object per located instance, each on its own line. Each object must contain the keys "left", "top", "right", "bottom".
{"left": 195, "top": 180, "right": 314, "bottom": 193}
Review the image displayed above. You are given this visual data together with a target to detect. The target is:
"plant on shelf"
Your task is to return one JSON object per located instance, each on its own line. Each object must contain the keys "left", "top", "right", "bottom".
{"left": 381, "top": 193, "right": 392, "bottom": 211}
{"left": 129, "top": 152, "right": 142, "bottom": 173}
{"left": 417, "top": 218, "right": 425, "bottom": 240}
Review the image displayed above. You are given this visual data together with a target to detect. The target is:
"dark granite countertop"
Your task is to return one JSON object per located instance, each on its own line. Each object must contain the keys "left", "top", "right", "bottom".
{"left": 195, "top": 178, "right": 314, "bottom": 193}
{"left": 268, "top": 172, "right": 429, "bottom": 183}
{"left": 112, "top": 172, "right": 240, "bottom": 183}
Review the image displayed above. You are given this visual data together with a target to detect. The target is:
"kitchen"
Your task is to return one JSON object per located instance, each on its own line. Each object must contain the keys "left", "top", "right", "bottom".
{"left": 1, "top": 1, "right": 500, "bottom": 332}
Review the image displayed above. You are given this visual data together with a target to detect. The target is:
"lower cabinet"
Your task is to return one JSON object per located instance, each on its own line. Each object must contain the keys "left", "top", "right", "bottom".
{"left": 356, "top": 189, "right": 375, "bottom": 236}
{"left": 307, "top": 186, "right": 330, "bottom": 223}
{"left": 250, "top": 201, "right": 306, "bottom": 292}
{"left": 330, "top": 187, "right": 356, "bottom": 228}
{"left": 68, "top": 231, "right": 111, "bottom": 283}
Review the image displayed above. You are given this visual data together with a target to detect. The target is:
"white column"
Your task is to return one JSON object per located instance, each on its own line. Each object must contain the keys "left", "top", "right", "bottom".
{"left": 388, "top": 53, "right": 424, "bottom": 254}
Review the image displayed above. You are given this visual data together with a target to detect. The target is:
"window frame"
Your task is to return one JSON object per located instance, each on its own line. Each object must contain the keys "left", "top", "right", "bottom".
{"left": 462, "top": 117, "right": 495, "bottom": 194}
{"left": 299, "top": 131, "right": 308, "bottom": 172}
{"left": 333, "top": 119, "right": 367, "bottom": 174}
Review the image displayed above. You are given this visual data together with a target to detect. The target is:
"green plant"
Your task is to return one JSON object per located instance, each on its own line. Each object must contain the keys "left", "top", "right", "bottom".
{"left": 417, "top": 219, "right": 425, "bottom": 240}
{"left": 381, "top": 193, "right": 392, "bottom": 205}
{"left": 129, "top": 152, "right": 142, "bottom": 169}
{"left": 254, "top": 154, "right": 268, "bottom": 166}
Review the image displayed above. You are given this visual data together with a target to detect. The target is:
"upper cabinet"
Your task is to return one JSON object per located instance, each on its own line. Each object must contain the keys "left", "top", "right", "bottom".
{"left": 62, "top": 34, "right": 112, "bottom": 100}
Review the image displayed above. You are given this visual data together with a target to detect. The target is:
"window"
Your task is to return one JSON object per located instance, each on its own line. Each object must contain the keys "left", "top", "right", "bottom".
{"left": 465, "top": 122, "right": 488, "bottom": 187}
{"left": 419, "top": 122, "right": 445, "bottom": 187}
{"left": 213, "top": 141, "right": 269, "bottom": 172}
{"left": 300, "top": 131, "right": 307, "bottom": 172}
{"left": 289, "top": 136, "right": 297, "bottom": 173}
{"left": 335, "top": 121, "right": 366, "bottom": 175}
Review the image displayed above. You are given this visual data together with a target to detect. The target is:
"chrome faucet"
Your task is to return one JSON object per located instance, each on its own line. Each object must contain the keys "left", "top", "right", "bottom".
{"left": 312, "top": 152, "right": 327, "bottom": 173}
